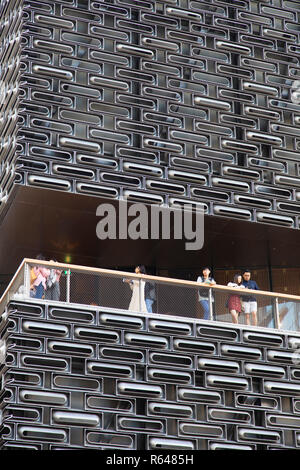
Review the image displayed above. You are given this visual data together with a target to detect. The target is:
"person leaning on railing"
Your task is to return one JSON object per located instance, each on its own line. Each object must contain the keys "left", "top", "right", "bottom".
{"left": 241, "top": 269, "right": 260, "bottom": 327}
{"left": 44, "top": 259, "right": 62, "bottom": 301}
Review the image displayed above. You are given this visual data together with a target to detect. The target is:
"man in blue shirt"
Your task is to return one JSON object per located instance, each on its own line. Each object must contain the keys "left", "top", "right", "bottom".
{"left": 197, "top": 267, "right": 216, "bottom": 320}
{"left": 242, "top": 270, "right": 259, "bottom": 326}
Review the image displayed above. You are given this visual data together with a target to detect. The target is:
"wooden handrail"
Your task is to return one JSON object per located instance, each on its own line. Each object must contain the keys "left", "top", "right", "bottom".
{"left": 16, "top": 257, "right": 300, "bottom": 302}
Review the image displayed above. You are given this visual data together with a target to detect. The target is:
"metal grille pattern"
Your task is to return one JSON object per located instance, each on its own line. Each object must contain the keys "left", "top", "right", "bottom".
{"left": 0, "top": 0, "right": 22, "bottom": 210}
{"left": 1, "top": 0, "right": 297, "bottom": 228}
{"left": 1, "top": 300, "right": 300, "bottom": 449}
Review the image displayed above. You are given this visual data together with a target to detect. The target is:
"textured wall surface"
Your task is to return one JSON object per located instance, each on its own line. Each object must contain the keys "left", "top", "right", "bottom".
{"left": 1, "top": 300, "right": 300, "bottom": 449}
{"left": 0, "top": 0, "right": 22, "bottom": 211}
{"left": 1, "top": 0, "right": 300, "bottom": 228}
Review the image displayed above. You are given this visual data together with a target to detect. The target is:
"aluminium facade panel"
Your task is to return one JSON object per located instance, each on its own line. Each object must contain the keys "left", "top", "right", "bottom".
{"left": 1, "top": 300, "right": 300, "bottom": 449}
{"left": 0, "top": 0, "right": 300, "bottom": 228}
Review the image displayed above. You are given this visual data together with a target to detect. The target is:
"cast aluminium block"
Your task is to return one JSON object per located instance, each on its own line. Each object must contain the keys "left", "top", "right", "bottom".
{"left": 124, "top": 332, "right": 169, "bottom": 349}
{"left": 147, "top": 401, "right": 194, "bottom": 418}
{"left": 206, "top": 374, "right": 250, "bottom": 391}
{"left": 22, "top": 320, "right": 69, "bottom": 337}
{"left": 242, "top": 331, "right": 284, "bottom": 347}
{"left": 243, "top": 363, "right": 286, "bottom": 379}
{"left": 17, "top": 425, "right": 68, "bottom": 443}
{"left": 51, "top": 410, "right": 101, "bottom": 427}
{"left": 198, "top": 358, "right": 240, "bottom": 374}
{"left": 149, "top": 352, "right": 194, "bottom": 369}
{"left": 207, "top": 408, "right": 252, "bottom": 424}
{"left": 99, "top": 346, "right": 145, "bottom": 363}
{"left": 117, "top": 381, "right": 164, "bottom": 398}
{"left": 86, "top": 361, "right": 134, "bottom": 378}
{"left": 85, "top": 430, "right": 135, "bottom": 448}
{"left": 177, "top": 388, "right": 223, "bottom": 404}
{"left": 148, "top": 319, "right": 193, "bottom": 335}
{"left": 209, "top": 442, "right": 254, "bottom": 450}
{"left": 178, "top": 421, "right": 225, "bottom": 439}
{"left": 147, "top": 367, "right": 193, "bottom": 384}
{"left": 19, "top": 389, "right": 69, "bottom": 406}
{"left": 220, "top": 344, "right": 262, "bottom": 360}
{"left": 237, "top": 427, "right": 282, "bottom": 444}
{"left": 264, "top": 381, "right": 300, "bottom": 396}
{"left": 148, "top": 436, "right": 195, "bottom": 450}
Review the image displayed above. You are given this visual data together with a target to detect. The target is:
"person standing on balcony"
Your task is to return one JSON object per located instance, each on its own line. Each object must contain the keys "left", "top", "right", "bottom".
{"left": 145, "top": 277, "right": 156, "bottom": 313}
{"left": 241, "top": 270, "right": 259, "bottom": 326}
{"left": 227, "top": 274, "right": 245, "bottom": 324}
{"left": 45, "top": 259, "right": 62, "bottom": 301}
{"left": 30, "top": 254, "right": 50, "bottom": 299}
{"left": 124, "top": 265, "right": 147, "bottom": 313}
{"left": 197, "top": 267, "right": 216, "bottom": 320}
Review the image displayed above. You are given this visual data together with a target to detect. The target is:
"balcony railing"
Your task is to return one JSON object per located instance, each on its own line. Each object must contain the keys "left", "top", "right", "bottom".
{"left": 0, "top": 258, "right": 300, "bottom": 332}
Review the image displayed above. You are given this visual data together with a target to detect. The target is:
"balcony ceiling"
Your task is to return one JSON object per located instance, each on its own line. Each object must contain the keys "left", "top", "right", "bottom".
{"left": 0, "top": 185, "right": 299, "bottom": 278}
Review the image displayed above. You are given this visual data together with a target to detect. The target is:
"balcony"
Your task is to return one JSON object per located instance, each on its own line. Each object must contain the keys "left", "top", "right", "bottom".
{"left": 1, "top": 259, "right": 299, "bottom": 332}
{"left": 1, "top": 259, "right": 300, "bottom": 450}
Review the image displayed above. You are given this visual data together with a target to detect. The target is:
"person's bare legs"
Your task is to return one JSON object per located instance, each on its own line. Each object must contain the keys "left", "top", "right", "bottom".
{"left": 245, "top": 313, "right": 250, "bottom": 325}
{"left": 230, "top": 310, "right": 239, "bottom": 324}
{"left": 251, "top": 311, "right": 257, "bottom": 326}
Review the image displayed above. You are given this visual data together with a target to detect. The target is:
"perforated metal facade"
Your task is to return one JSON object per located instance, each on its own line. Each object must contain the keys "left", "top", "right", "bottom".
{"left": 1, "top": 0, "right": 300, "bottom": 227}
{"left": 1, "top": 300, "right": 300, "bottom": 449}
{"left": 0, "top": 0, "right": 22, "bottom": 209}
{"left": 2, "top": 0, "right": 300, "bottom": 452}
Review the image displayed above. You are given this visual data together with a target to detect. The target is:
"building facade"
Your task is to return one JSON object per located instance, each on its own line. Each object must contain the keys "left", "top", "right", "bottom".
{"left": 1, "top": 294, "right": 300, "bottom": 450}
{"left": 1, "top": 0, "right": 300, "bottom": 292}
{"left": 1, "top": 0, "right": 300, "bottom": 226}
{"left": 1, "top": 0, "right": 300, "bottom": 451}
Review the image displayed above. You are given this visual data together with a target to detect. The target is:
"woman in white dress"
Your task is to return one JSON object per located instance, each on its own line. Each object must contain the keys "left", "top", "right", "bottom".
{"left": 125, "top": 265, "right": 147, "bottom": 313}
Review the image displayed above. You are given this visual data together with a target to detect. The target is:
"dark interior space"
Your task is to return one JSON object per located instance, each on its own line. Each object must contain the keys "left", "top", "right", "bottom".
{"left": 0, "top": 185, "right": 299, "bottom": 296}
